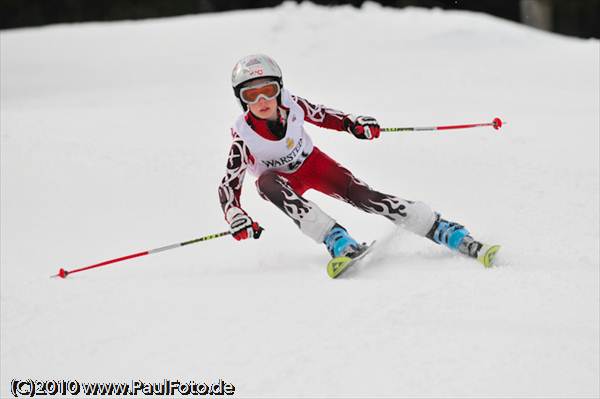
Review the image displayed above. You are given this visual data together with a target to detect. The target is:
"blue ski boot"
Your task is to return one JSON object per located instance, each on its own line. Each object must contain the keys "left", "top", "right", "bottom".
{"left": 426, "top": 214, "right": 500, "bottom": 267}
{"left": 323, "top": 224, "right": 360, "bottom": 258}
{"left": 427, "top": 214, "right": 484, "bottom": 256}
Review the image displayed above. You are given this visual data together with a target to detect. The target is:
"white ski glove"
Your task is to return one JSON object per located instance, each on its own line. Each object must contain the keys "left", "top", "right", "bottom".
{"left": 226, "top": 208, "right": 262, "bottom": 241}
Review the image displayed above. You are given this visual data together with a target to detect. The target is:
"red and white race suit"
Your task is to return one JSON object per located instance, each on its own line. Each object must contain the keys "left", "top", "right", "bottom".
{"left": 218, "top": 88, "right": 436, "bottom": 243}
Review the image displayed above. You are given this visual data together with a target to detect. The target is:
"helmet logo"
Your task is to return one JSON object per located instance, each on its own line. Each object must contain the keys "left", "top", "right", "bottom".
{"left": 286, "top": 138, "right": 294, "bottom": 149}
{"left": 248, "top": 68, "right": 264, "bottom": 77}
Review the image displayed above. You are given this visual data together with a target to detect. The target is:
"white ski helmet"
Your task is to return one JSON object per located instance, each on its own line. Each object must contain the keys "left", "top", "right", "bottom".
{"left": 231, "top": 54, "right": 283, "bottom": 110}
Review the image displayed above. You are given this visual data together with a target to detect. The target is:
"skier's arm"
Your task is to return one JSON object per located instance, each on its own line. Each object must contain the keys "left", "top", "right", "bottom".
{"left": 293, "top": 94, "right": 380, "bottom": 140}
{"left": 293, "top": 94, "right": 347, "bottom": 131}
{"left": 218, "top": 132, "right": 262, "bottom": 240}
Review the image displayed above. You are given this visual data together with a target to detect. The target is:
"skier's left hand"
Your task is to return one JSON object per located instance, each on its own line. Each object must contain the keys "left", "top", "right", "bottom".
{"left": 344, "top": 115, "right": 380, "bottom": 140}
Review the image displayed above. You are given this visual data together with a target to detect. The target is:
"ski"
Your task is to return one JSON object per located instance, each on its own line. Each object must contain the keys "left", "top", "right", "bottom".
{"left": 477, "top": 244, "right": 501, "bottom": 267}
{"left": 327, "top": 242, "right": 375, "bottom": 279}
{"left": 327, "top": 241, "right": 500, "bottom": 278}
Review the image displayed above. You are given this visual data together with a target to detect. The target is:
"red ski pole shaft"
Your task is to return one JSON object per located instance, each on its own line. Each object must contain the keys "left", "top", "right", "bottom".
{"left": 382, "top": 117, "right": 503, "bottom": 133}
{"left": 51, "top": 230, "right": 231, "bottom": 279}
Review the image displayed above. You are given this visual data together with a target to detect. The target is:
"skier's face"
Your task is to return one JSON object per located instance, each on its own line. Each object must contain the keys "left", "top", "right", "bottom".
{"left": 248, "top": 96, "right": 278, "bottom": 120}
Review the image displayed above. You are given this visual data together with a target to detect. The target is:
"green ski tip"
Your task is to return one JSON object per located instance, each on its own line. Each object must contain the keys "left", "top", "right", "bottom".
{"left": 478, "top": 244, "right": 501, "bottom": 268}
{"left": 327, "top": 256, "right": 353, "bottom": 278}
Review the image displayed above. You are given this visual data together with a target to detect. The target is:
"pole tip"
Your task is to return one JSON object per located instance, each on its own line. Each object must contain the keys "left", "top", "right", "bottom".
{"left": 57, "top": 268, "right": 68, "bottom": 279}
{"left": 492, "top": 117, "right": 503, "bottom": 130}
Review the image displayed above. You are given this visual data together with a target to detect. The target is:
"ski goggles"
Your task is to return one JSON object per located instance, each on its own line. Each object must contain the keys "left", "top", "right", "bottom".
{"left": 239, "top": 81, "right": 280, "bottom": 105}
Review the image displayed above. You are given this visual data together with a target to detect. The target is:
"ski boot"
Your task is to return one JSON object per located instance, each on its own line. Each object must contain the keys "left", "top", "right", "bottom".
{"left": 324, "top": 224, "right": 372, "bottom": 278}
{"left": 323, "top": 223, "right": 361, "bottom": 258}
{"left": 427, "top": 215, "right": 500, "bottom": 267}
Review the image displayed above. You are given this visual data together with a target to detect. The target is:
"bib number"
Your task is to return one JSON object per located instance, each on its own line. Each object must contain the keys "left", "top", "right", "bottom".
{"left": 288, "top": 151, "right": 310, "bottom": 171}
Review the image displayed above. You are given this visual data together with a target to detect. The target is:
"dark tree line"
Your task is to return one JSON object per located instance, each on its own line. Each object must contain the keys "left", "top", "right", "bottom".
{"left": 1, "top": 0, "right": 598, "bottom": 38}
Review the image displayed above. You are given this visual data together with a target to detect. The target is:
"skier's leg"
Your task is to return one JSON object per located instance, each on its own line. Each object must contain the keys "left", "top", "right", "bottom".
{"left": 342, "top": 176, "right": 437, "bottom": 236}
{"left": 256, "top": 171, "right": 334, "bottom": 242}
{"left": 345, "top": 180, "right": 485, "bottom": 257}
{"left": 345, "top": 179, "right": 483, "bottom": 257}
{"left": 305, "top": 149, "right": 480, "bottom": 257}
{"left": 256, "top": 171, "right": 360, "bottom": 258}
{"left": 302, "top": 148, "right": 436, "bottom": 236}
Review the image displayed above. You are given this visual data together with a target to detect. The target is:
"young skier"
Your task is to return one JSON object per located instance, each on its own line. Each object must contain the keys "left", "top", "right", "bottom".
{"left": 218, "top": 54, "right": 497, "bottom": 274}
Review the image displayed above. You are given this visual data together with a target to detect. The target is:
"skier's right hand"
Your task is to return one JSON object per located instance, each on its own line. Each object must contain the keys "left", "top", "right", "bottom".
{"left": 227, "top": 208, "right": 263, "bottom": 241}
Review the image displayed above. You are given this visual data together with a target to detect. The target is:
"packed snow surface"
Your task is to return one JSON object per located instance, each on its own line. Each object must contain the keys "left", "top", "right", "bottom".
{"left": 2, "top": 2, "right": 599, "bottom": 397}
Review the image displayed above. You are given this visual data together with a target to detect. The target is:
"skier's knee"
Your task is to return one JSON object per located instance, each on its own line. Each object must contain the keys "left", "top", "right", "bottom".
{"left": 256, "top": 172, "right": 335, "bottom": 243}
{"left": 402, "top": 201, "right": 437, "bottom": 236}
{"left": 256, "top": 171, "right": 284, "bottom": 200}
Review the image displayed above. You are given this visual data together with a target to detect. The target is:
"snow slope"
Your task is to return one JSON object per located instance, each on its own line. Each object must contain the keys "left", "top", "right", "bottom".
{"left": 1, "top": 2, "right": 599, "bottom": 397}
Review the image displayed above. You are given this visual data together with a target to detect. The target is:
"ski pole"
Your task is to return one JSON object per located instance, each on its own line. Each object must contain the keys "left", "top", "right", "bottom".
{"left": 382, "top": 117, "right": 503, "bottom": 133}
{"left": 51, "top": 230, "right": 232, "bottom": 279}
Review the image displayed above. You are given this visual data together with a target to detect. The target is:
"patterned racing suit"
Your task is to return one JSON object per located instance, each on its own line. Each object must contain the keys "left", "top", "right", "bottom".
{"left": 218, "top": 91, "right": 437, "bottom": 244}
